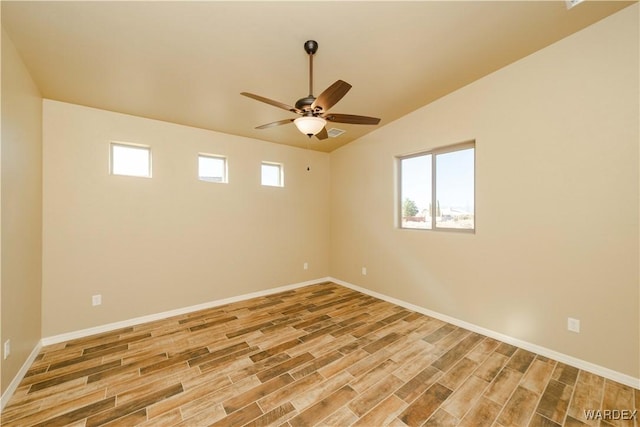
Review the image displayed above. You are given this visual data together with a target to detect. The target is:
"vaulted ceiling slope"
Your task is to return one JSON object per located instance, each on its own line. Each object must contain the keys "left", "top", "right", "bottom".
{"left": 2, "top": 1, "right": 635, "bottom": 152}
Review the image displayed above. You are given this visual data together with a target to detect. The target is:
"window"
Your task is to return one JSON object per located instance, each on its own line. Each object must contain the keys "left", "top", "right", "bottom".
{"left": 261, "top": 162, "right": 283, "bottom": 187}
{"left": 399, "top": 142, "right": 475, "bottom": 231}
{"left": 198, "top": 154, "right": 227, "bottom": 183}
{"left": 110, "top": 142, "right": 151, "bottom": 177}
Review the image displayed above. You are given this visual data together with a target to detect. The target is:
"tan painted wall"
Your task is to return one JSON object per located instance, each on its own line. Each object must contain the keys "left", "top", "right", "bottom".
{"left": 1, "top": 29, "right": 43, "bottom": 394}
{"left": 329, "top": 5, "right": 639, "bottom": 378}
{"left": 42, "top": 100, "right": 330, "bottom": 337}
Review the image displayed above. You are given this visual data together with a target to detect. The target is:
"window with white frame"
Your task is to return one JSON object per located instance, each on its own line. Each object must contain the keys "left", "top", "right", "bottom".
{"left": 261, "top": 162, "right": 283, "bottom": 187}
{"left": 198, "top": 154, "right": 227, "bottom": 183}
{"left": 110, "top": 142, "right": 151, "bottom": 177}
{"left": 398, "top": 141, "right": 475, "bottom": 231}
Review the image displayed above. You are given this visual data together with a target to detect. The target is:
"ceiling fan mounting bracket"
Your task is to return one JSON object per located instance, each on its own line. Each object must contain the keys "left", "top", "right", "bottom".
{"left": 304, "top": 40, "right": 318, "bottom": 56}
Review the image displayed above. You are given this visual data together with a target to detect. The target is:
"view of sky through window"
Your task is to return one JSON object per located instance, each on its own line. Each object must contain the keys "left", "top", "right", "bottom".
{"left": 436, "top": 148, "right": 475, "bottom": 213}
{"left": 401, "top": 154, "right": 432, "bottom": 229}
{"left": 111, "top": 143, "right": 151, "bottom": 177}
{"left": 261, "top": 162, "right": 283, "bottom": 187}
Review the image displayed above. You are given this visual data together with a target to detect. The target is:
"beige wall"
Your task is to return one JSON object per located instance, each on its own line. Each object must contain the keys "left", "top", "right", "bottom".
{"left": 42, "top": 100, "right": 330, "bottom": 337}
{"left": 330, "top": 5, "right": 639, "bottom": 378}
{"left": 5, "top": 3, "right": 638, "bottom": 391}
{"left": 1, "top": 29, "right": 43, "bottom": 394}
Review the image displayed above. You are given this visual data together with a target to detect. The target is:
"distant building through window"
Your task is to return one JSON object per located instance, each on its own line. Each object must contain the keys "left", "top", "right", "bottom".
{"left": 198, "top": 154, "right": 227, "bottom": 183}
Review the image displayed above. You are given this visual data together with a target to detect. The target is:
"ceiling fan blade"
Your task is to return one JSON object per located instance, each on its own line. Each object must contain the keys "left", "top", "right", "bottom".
{"left": 323, "top": 113, "right": 381, "bottom": 125}
{"left": 255, "top": 118, "right": 294, "bottom": 129}
{"left": 311, "top": 80, "right": 352, "bottom": 112}
{"left": 241, "top": 92, "right": 301, "bottom": 113}
{"left": 315, "top": 127, "right": 328, "bottom": 140}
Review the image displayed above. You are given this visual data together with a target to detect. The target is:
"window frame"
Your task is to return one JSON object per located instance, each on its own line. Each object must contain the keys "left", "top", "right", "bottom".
{"left": 109, "top": 142, "right": 152, "bottom": 178}
{"left": 261, "top": 161, "right": 284, "bottom": 187}
{"left": 397, "top": 140, "right": 475, "bottom": 233}
{"left": 198, "top": 153, "right": 228, "bottom": 183}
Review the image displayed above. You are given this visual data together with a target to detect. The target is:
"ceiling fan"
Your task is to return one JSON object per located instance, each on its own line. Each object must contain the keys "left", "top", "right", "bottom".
{"left": 241, "top": 40, "right": 381, "bottom": 140}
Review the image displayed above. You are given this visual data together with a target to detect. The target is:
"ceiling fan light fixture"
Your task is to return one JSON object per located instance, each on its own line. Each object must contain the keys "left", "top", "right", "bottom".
{"left": 294, "top": 116, "right": 326, "bottom": 137}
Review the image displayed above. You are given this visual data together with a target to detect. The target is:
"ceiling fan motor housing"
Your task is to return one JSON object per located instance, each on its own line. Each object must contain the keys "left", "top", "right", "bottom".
{"left": 295, "top": 95, "right": 316, "bottom": 111}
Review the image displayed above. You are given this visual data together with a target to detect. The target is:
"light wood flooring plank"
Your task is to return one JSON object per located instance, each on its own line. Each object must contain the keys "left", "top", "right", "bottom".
{"left": 2, "top": 282, "right": 636, "bottom": 427}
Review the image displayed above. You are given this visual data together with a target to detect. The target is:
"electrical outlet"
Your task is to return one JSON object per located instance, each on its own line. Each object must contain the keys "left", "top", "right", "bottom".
{"left": 303, "top": 262, "right": 308, "bottom": 270}
{"left": 3, "top": 339, "right": 10, "bottom": 359}
{"left": 362, "top": 267, "right": 367, "bottom": 275}
{"left": 567, "top": 317, "right": 580, "bottom": 333}
{"left": 92, "top": 294, "right": 102, "bottom": 306}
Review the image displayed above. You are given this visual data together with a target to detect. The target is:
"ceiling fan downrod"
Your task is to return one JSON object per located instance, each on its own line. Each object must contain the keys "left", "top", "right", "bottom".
{"left": 295, "top": 40, "right": 319, "bottom": 112}
{"left": 304, "top": 40, "right": 318, "bottom": 98}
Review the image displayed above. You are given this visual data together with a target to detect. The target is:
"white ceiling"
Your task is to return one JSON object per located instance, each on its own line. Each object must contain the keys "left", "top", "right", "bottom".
{"left": 2, "top": 1, "right": 635, "bottom": 152}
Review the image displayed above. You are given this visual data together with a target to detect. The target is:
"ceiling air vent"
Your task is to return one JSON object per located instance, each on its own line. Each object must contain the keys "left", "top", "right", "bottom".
{"left": 327, "top": 128, "right": 346, "bottom": 138}
{"left": 565, "top": 0, "right": 584, "bottom": 9}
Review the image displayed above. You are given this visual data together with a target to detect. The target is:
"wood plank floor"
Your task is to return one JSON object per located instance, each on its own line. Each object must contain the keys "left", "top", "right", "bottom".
{"left": 1, "top": 283, "right": 638, "bottom": 426}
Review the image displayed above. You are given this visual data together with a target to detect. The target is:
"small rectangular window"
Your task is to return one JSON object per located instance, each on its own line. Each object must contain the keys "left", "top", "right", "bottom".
{"left": 110, "top": 142, "right": 151, "bottom": 177}
{"left": 261, "top": 162, "right": 283, "bottom": 187}
{"left": 399, "top": 142, "right": 475, "bottom": 231}
{"left": 198, "top": 154, "right": 227, "bottom": 183}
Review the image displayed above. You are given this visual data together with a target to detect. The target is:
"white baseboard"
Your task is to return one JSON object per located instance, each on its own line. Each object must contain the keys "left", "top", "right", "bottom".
{"left": 0, "top": 340, "right": 42, "bottom": 411}
{"left": 42, "top": 277, "right": 331, "bottom": 346}
{"left": 329, "top": 277, "right": 639, "bottom": 390}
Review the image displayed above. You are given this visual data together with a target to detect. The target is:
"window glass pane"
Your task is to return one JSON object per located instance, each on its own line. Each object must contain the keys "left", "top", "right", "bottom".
{"left": 435, "top": 148, "right": 474, "bottom": 229}
{"left": 199, "top": 155, "right": 226, "bottom": 182}
{"left": 400, "top": 154, "right": 432, "bottom": 229}
{"left": 111, "top": 144, "right": 150, "bottom": 177}
{"left": 261, "top": 163, "right": 282, "bottom": 187}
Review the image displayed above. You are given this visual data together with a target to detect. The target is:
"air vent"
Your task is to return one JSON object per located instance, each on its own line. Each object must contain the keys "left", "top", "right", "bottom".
{"left": 327, "top": 128, "right": 346, "bottom": 138}
{"left": 565, "top": 0, "right": 584, "bottom": 9}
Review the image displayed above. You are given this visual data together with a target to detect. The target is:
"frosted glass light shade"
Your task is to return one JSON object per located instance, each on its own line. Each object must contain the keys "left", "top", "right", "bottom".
{"left": 294, "top": 116, "right": 327, "bottom": 136}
